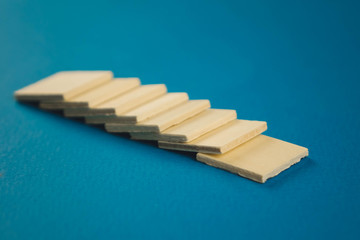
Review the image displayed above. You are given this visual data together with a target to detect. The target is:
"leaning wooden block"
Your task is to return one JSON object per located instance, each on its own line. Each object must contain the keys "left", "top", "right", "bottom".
{"left": 130, "top": 109, "right": 237, "bottom": 142}
{"left": 39, "top": 78, "right": 140, "bottom": 109}
{"left": 64, "top": 84, "right": 167, "bottom": 117}
{"left": 14, "top": 71, "right": 113, "bottom": 101}
{"left": 196, "top": 135, "right": 309, "bottom": 183}
{"left": 105, "top": 100, "right": 211, "bottom": 133}
{"left": 85, "top": 92, "right": 188, "bottom": 124}
{"left": 158, "top": 119, "right": 267, "bottom": 154}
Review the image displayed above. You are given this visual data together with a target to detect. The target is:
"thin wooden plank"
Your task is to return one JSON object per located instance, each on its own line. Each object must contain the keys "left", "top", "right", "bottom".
{"left": 14, "top": 71, "right": 113, "bottom": 101}
{"left": 158, "top": 119, "right": 267, "bottom": 154}
{"left": 39, "top": 78, "right": 140, "bottom": 109}
{"left": 130, "top": 109, "right": 237, "bottom": 142}
{"left": 196, "top": 135, "right": 309, "bottom": 183}
{"left": 85, "top": 92, "right": 189, "bottom": 124}
{"left": 63, "top": 84, "right": 167, "bottom": 117}
{"left": 105, "top": 100, "right": 211, "bottom": 133}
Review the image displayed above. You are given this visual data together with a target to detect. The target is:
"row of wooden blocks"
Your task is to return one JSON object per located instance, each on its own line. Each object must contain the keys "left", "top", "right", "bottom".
{"left": 14, "top": 71, "right": 309, "bottom": 183}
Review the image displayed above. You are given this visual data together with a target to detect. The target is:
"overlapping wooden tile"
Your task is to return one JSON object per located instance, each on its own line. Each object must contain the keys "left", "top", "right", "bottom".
{"left": 14, "top": 71, "right": 113, "bottom": 101}
{"left": 39, "top": 78, "right": 140, "bottom": 109}
{"left": 13, "top": 70, "right": 308, "bottom": 183}
{"left": 105, "top": 100, "right": 210, "bottom": 133}
{"left": 158, "top": 119, "right": 267, "bottom": 154}
{"left": 85, "top": 92, "right": 188, "bottom": 124}
{"left": 196, "top": 135, "right": 308, "bottom": 183}
{"left": 64, "top": 84, "right": 167, "bottom": 117}
{"left": 130, "top": 109, "right": 237, "bottom": 142}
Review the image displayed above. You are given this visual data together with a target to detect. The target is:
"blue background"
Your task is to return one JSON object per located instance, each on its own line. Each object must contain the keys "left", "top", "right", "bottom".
{"left": 1, "top": 0, "right": 360, "bottom": 239}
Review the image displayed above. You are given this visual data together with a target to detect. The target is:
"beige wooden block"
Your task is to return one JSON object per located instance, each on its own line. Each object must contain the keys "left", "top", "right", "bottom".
{"left": 85, "top": 92, "right": 189, "bottom": 124}
{"left": 105, "top": 100, "right": 211, "bottom": 133}
{"left": 14, "top": 71, "right": 113, "bottom": 101}
{"left": 158, "top": 119, "right": 267, "bottom": 154}
{"left": 130, "top": 109, "right": 237, "bottom": 142}
{"left": 196, "top": 135, "right": 309, "bottom": 183}
{"left": 63, "top": 84, "right": 167, "bottom": 117}
{"left": 39, "top": 78, "right": 140, "bottom": 109}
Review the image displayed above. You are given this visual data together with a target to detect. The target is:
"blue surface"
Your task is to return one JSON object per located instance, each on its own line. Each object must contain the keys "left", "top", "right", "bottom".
{"left": 1, "top": 0, "right": 360, "bottom": 239}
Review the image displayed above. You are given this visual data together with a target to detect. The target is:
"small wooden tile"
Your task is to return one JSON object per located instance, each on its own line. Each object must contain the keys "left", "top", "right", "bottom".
{"left": 14, "top": 71, "right": 113, "bottom": 101}
{"left": 130, "top": 109, "right": 237, "bottom": 142}
{"left": 196, "top": 135, "right": 309, "bottom": 183}
{"left": 64, "top": 84, "right": 167, "bottom": 117}
{"left": 85, "top": 92, "right": 189, "bottom": 124}
{"left": 105, "top": 100, "right": 211, "bottom": 133}
{"left": 39, "top": 78, "right": 140, "bottom": 109}
{"left": 158, "top": 119, "right": 267, "bottom": 154}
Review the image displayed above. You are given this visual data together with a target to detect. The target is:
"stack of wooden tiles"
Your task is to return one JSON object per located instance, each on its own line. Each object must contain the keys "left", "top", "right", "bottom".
{"left": 14, "top": 71, "right": 309, "bottom": 183}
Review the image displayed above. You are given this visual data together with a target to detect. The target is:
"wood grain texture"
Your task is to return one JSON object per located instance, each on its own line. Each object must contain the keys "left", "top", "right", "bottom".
{"left": 196, "top": 135, "right": 309, "bottom": 183}
{"left": 14, "top": 71, "right": 113, "bottom": 101}
{"left": 130, "top": 109, "right": 237, "bottom": 142}
{"left": 158, "top": 119, "right": 267, "bottom": 154}
{"left": 105, "top": 100, "right": 210, "bottom": 133}
{"left": 39, "top": 78, "right": 140, "bottom": 109}
{"left": 85, "top": 92, "right": 188, "bottom": 124}
{"left": 63, "top": 84, "right": 167, "bottom": 117}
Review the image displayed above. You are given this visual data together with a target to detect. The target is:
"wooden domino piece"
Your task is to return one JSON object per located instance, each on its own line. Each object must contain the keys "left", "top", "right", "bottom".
{"left": 85, "top": 92, "right": 189, "bottom": 124}
{"left": 63, "top": 84, "right": 167, "bottom": 117}
{"left": 14, "top": 71, "right": 113, "bottom": 101}
{"left": 196, "top": 135, "right": 309, "bottom": 183}
{"left": 158, "top": 119, "right": 267, "bottom": 154}
{"left": 39, "top": 78, "right": 140, "bottom": 109}
{"left": 130, "top": 109, "right": 237, "bottom": 142}
{"left": 105, "top": 100, "right": 211, "bottom": 133}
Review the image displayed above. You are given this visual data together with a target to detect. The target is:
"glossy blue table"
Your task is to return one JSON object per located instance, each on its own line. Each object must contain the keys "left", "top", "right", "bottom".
{"left": 1, "top": 0, "right": 359, "bottom": 239}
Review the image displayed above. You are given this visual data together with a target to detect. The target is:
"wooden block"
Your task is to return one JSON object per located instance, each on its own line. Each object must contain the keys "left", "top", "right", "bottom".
{"left": 105, "top": 100, "right": 211, "bottom": 133}
{"left": 14, "top": 71, "right": 113, "bottom": 101}
{"left": 63, "top": 84, "right": 167, "bottom": 117}
{"left": 130, "top": 109, "right": 237, "bottom": 142}
{"left": 158, "top": 119, "right": 267, "bottom": 154}
{"left": 39, "top": 78, "right": 140, "bottom": 109}
{"left": 85, "top": 92, "right": 189, "bottom": 124}
{"left": 196, "top": 135, "right": 309, "bottom": 183}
